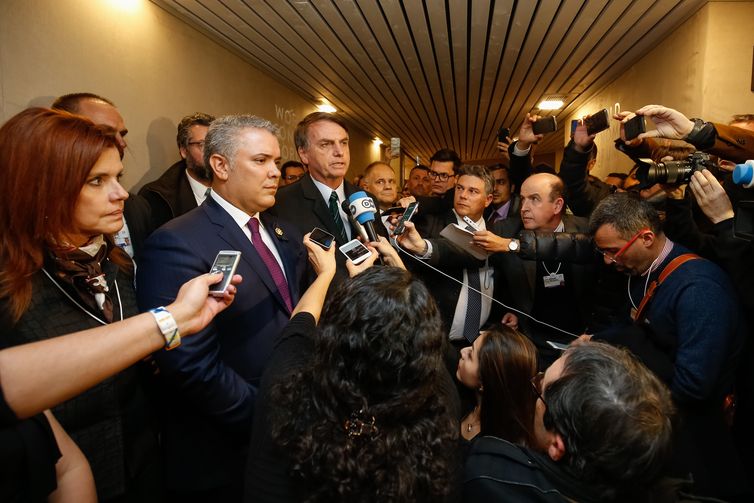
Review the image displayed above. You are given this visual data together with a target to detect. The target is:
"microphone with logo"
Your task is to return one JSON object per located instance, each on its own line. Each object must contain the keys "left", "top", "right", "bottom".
{"left": 341, "top": 200, "right": 369, "bottom": 242}
{"left": 347, "top": 191, "right": 379, "bottom": 243}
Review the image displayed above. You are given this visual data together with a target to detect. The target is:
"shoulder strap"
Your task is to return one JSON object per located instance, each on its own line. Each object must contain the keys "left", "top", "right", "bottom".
{"left": 634, "top": 254, "right": 700, "bottom": 322}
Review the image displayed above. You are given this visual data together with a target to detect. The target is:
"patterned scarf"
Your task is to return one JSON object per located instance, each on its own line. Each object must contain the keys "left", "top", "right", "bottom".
{"left": 50, "top": 235, "right": 114, "bottom": 322}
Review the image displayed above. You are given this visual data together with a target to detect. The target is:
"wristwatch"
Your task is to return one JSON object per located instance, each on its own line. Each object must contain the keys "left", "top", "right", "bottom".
{"left": 507, "top": 239, "right": 520, "bottom": 252}
{"left": 149, "top": 307, "right": 181, "bottom": 350}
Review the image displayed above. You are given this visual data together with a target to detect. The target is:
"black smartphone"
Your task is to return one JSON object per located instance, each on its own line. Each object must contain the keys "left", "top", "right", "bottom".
{"left": 532, "top": 116, "right": 557, "bottom": 135}
{"left": 208, "top": 250, "right": 241, "bottom": 296}
{"left": 497, "top": 126, "right": 510, "bottom": 142}
{"left": 584, "top": 108, "right": 610, "bottom": 135}
{"left": 623, "top": 115, "right": 646, "bottom": 141}
{"left": 309, "top": 227, "right": 335, "bottom": 250}
{"left": 393, "top": 202, "right": 419, "bottom": 236}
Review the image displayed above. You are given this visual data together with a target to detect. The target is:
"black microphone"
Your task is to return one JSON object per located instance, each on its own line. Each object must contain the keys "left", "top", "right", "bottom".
{"left": 341, "top": 200, "right": 369, "bottom": 242}
{"left": 347, "top": 191, "right": 379, "bottom": 243}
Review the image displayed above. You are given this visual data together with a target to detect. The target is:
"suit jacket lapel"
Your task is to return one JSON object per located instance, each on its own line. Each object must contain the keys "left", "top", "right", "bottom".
{"left": 203, "top": 197, "right": 291, "bottom": 314}
{"left": 301, "top": 175, "right": 347, "bottom": 246}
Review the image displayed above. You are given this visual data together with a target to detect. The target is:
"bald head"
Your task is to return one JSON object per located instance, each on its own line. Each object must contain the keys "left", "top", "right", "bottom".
{"left": 519, "top": 173, "right": 565, "bottom": 231}
{"left": 74, "top": 99, "right": 129, "bottom": 150}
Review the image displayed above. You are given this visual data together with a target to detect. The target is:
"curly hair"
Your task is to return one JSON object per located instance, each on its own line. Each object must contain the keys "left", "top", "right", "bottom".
{"left": 270, "top": 267, "right": 458, "bottom": 501}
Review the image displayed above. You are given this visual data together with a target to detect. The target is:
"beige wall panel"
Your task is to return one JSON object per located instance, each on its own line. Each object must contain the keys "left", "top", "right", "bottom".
{"left": 0, "top": 0, "right": 375, "bottom": 190}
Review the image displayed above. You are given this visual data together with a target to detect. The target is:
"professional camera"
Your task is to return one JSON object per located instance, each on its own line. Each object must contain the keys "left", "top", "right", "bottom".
{"left": 636, "top": 151, "right": 717, "bottom": 185}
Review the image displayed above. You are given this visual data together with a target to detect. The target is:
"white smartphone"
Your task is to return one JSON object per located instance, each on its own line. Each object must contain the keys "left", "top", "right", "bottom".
{"left": 339, "top": 239, "right": 373, "bottom": 265}
{"left": 208, "top": 250, "right": 241, "bottom": 297}
{"left": 546, "top": 340, "right": 569, "bottom": 351}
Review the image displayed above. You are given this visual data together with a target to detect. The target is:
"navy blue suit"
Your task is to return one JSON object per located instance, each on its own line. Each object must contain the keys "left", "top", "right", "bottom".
{"left": 136, "top": 196, "right": 307, "bottom": 494}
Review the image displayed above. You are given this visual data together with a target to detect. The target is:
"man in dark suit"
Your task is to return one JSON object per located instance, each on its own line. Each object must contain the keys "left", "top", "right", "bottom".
{"left": 485, "top": 163, "right": 521, "bottom": 223}
{"left": 137, "top": 114, "right": 308, "bottom": 502}
{"left": 139, "top": 112, "right": 215, "bottom": 230}
{"left": 271, "top": 111, "right": 384, "bottom": 278}
{"left": 475, "top": 173, "right": 594, "bottom": 368}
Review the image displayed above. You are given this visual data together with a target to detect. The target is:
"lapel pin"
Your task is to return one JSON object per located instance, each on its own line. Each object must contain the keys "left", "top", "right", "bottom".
{"left": 275, "top": 226, "right": 284, "bottom": 237}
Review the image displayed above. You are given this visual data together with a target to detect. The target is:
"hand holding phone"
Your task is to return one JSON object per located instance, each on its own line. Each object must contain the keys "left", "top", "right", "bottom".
{"left": 623, "top": 114, "right": 646, "bottom": 141}
{"left": 584, "top": 109, "right": 610, "bottom": 135}
{"left": 393, "top": 202, "right": 419, "bottom": 236}
{"left": 532, "top": 116, "right": 557, "bottom": 135}
{"left": 309, "top": 227, "right": 335, "bottom": 250}
{"left": 339, "top": 239, "right": 373, "bottom": 265}
{"left": 497, "top": 126, "right": 511, "bottom": 143}
{"left": 208, "top": 250, "right": 242, "bottom": 297}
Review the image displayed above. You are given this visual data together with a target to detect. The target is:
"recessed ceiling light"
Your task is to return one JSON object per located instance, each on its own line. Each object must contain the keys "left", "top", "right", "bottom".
{"left": 537, "top": 98, "right": 564, "bottom": 110}
{"left": 317, "top": 101, "right": 337, "bottom": 113}
{"left": 373, "top": 138, "right": 383, "bottom": 145}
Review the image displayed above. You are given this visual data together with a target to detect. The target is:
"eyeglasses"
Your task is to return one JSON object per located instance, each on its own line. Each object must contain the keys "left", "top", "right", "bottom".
{"left": 428, "top": 170, "right": 453, "bottom": 182}
{"left": 530, "top": 372, "right": 547, "bottom": 407}
{"left": 595, "top": 227, "right": 650, "bottom": 264}
{"left": 187, "top": 140, "right": 205, "bottom": 149}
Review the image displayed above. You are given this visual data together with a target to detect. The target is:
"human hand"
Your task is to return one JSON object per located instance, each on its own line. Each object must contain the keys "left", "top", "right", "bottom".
{"left": 613, "top": 111, "right": 643, "bottom": 147}
{"left": 688, "top": 169, "right": 735, "bottom": 224}
{"left": 572, "top": 121, "right": 596, "bottom": 152}
{"left": 345, "top": 245, "right": 379, "bottom": 277}
{"left": 303, "top": 233, "right": 337, "bottom": 278}
{"left": 168, "top": 272, "right": 242, "bottom": 336}
{"left": 635, "top": 104, "right": 695, "bottom": 140}
{"left": 501, "top": 312, "right": 519, "bottom": 330}
{"left": 368, "top": 236, "right": 406, "bottom": 269}
{"left": 394, "top": 221, "right": 428, "bottom": 255}
{"left": 397, "top": 196, "right": 416, "bottom": 208}
{"left": 570, "top": 334, "right": 593, "bottom": 347}
{"left": 517, "top": 113, "right": 544, "bottom": 150}
{"left": 472, "top": 230, "right": 511, "bottom": 253}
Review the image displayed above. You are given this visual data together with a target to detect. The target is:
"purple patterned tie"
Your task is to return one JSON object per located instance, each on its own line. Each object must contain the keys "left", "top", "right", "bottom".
{"left": 248, "top": 218, "right": 293, "bottom": 311}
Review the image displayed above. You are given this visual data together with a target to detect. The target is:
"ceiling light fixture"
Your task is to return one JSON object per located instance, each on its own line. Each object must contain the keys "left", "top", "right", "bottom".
{"left": 317, "top": 101, "right": 337, "bottom": 113}
{"left": 373, "top": 138, "right": 383, "bottom": 145}
{"left": 537, "top": 98, "right": 565, "bottom": 110}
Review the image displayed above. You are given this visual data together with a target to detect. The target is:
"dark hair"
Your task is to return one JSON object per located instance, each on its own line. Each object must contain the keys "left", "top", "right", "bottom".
{"left": 543, "top": 343, "right": 675, "bottom": 501}
{"left": 606, "top": 172, "right": 627, "bottom": 181}
{"left": 589, "top": 193, "right": 662, "bottom": 238}
{"left": 281, "top": 160, "right": 305, "bottom": 178}
{"left": 51, "top": 92, "right": 115, "bottom": 113}
{"left": 294, "top": 112, "right": 349, "bottom": 150}
{"left": 270, "top": 267, "right": 457, "bottom": 502}
{"left": 730, "top": 114, "right": 754, "bottom": 124}
{"left": 0, "top": 108, "right": 129, "bottom": 321}
{"left": 477, "top": 325, "right": 537, "bottom": 445}
{"left": 487, "top": 162, "right": 509, "bottom": 175}
{"left": 176, "top": 112, "right": 215, "bottom": 149}
{"left": 430, "top": 148, "right": 462, "bottom": 171}
{"left": 456, "top": 165, "right": 494, "bottom": 195}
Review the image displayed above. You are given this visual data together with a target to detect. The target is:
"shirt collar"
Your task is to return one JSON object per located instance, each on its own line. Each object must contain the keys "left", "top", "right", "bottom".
{"left": 185, "top": 169, "right": 211, "bottom": 206}
{"left": 209, "top": 190, "right": 258, "bottom": 229}
{"left": 493, "top": 200, "right": 512, "bottom": 219}
{"left": 310, "top": 175, "right": 346, "bottom": 205}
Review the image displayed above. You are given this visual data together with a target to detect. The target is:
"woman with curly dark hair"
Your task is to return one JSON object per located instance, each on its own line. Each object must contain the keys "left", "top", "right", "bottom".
{"left": 245, "top": 237, "right": 461, "bottom": 502}
{"left": 456, "top": 325, "right": 538, "bottom": 444}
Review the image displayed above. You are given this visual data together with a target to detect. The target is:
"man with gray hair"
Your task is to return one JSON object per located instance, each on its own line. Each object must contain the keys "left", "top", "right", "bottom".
{"left": 139, "top": 112, "right": 215, "bottom": 229}
{"left": 137, "top": 114, "right": 308, "bottom": 502}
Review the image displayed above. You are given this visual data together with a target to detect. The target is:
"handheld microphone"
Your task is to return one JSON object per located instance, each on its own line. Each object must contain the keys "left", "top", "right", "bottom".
{"left": 341, "top": 200, "right": 369, "bottom": 242}
{"left": 347, "top": 191, "right": 379, "bottom": 243}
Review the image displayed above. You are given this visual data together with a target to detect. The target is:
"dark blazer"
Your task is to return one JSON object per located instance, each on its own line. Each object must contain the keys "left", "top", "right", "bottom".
{"left": 136, "top": 196, "right": 308, "bottom": 493}
{"left": 123, "top": 191, "right": 155, "bottom": 262}
{"left": 138, "top": 159, "right": 198, "bottom": 230}
{"left": 270, "top": 174, "right": 386, "bottom": 279}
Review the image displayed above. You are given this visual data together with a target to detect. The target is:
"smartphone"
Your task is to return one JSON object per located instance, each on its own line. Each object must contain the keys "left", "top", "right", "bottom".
{"left": 584, "top": 108, "right": 610, "bottom": 135}
{"left": 309, "top": 227, "right": 335, "bottom": 250}
{"left": 546, "top": 340, "right": 569, "bottom": 351}
{"left": 462, "top": 215, "right": 479, "bottom": 231}
{"left": 382, "top": 206, "right": 406, "bottom": 219}
{"left": 339, "top": 239, "right": 373, "bottom": 265}
{"left": 623, "top": 114, "right": 646, "bottom": 141}
{"left": 208, "top": 250, "right": 241, "bottom": 296}
{"left": 497, "top": 126, "right": 510, "bottom": 143}
{"left": 393, "top": 201, "right": 419, "bottom": 236}
{"left": 532, "top": 116, "right": 557, "bottom": 135}
{"left": 570, "top": 119, "right": 579, "bottom": 135}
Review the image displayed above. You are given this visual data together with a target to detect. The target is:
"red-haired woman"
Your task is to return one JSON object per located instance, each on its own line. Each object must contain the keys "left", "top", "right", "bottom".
{"left": 0, "top": 108, "right": 160, "bottom": 502}
{"left": 456, "top": 324, "right": 538, "bottom": 445}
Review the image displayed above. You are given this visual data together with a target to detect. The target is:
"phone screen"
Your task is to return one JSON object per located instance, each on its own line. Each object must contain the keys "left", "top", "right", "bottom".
{"left": 209, "top": 251, "right": 241, "bottom": 295}
{"left": 394, "top": 202, "right": 418, "bottom": 236}
{"left": 309, "top": 227, "right": 335, "bottom": 249}
{"left": 339, "top": 240, "right": 372, "bottom": 264}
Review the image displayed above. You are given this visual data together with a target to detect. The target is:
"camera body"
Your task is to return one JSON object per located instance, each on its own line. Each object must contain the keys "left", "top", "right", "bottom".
{"left": 636, "top": 151, "right": 717, "bottom": 186}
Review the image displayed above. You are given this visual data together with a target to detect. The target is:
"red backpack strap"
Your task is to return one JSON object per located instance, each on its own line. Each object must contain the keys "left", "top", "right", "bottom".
{"left": 633, "top": 254, "right": 701, "bottom": 322}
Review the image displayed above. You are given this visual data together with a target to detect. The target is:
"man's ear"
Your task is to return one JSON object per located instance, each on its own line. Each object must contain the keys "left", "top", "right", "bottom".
{"left": 297, "top": 147, "right": 309, "bottom": 166}
{"left": 484, "top": 193, "right": 493, "bottom": 208}
{"left": 553, "top": 197, "right": 565, "bottom": 214}
{"left": 209, "top": 154, "right": 231, "bottom": 181}
{"left": 547, "top": 432, "right": 567, "bottom": 461}
{"left": 640, "top": 230, "right": 656, "bottom": 248}
{"left": 179, "top": 146, "right": 188, "bottom": 161}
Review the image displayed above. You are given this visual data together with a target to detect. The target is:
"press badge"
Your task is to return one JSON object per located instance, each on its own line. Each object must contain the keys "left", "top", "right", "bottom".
{"left": 543, "top": 273, "right": 565, "bottom": 288}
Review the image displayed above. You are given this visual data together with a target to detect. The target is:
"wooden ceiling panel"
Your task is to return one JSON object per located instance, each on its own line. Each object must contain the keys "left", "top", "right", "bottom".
{"left": 153, "top": 0, "right": 708, "bottom": 164}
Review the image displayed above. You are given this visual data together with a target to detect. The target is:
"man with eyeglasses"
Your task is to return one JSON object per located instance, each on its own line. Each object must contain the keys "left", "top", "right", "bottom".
{"left": 140, "top": 112, "right": 216, "bottom": 229}
{"left": 428, "top": 148, "right": 462, "bottom": 197}
{"left": 588, "top": 193, "right": 749, "bottom": 501}
{"left": 465, "top": 342, "right": 677, "bottom": 501}
{"left": 361, "top": 161, "right": 397, "bottom": 210}
{"left": 279, "top": 160, "right": 306, "bottom": 186}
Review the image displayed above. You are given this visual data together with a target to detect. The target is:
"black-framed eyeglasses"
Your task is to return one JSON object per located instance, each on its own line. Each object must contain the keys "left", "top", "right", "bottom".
{"left": 428, "top": 170, "right": 452, "bottom": 181}
{"left": 530, "top": 371, "right": 548, "bottom": 407}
